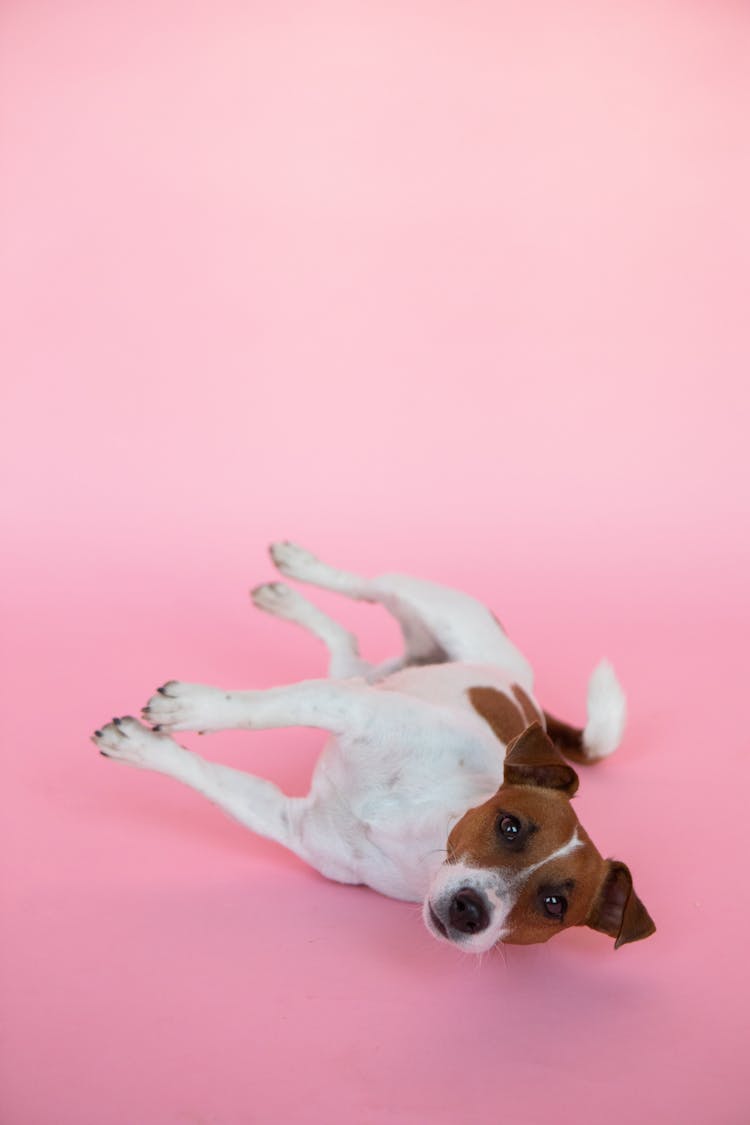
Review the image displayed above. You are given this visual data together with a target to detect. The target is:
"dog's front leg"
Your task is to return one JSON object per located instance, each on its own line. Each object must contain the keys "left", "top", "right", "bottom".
{"left": 142, "top": 678, "right": 493, "bottom": 778}
{"left": 142, "top": 677, "right": 463, "bottom": 745}
{"left": 143, "top": 677, "right": 397, "bottom": 735}
{"left": 142, "top": 679, "right": 380, "bottom": 736}
{"left": 92, "top": 718, "right": 299, "bottom": 847}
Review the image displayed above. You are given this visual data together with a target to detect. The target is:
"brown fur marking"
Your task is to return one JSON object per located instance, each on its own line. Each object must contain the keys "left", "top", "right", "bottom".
{"left": 544, "top": 712, "right": 588, "bottom": 764}
{"left": 511, "top": 683, "right": 544, "bottom": 727}
{"left": 467, "top": 686, "right": 526, "bottom": 746}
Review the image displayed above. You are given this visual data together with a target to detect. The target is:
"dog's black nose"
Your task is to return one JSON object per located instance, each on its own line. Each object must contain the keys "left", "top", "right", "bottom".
{"left": 449, "top": 889, "right": 490, "bottom": 934}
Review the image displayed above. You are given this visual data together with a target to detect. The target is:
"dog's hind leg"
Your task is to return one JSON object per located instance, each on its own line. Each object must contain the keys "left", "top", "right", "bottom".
{"left": 270, "top": 541, "right": 534, "bottom": 689}
{"left": 251, "top": 581, "right": 369, "bottom": 679}
{"left": 269, "top": 542, "right": 374, "bottom": 600}
{"left": 267, "top": 542, "right": 438, "bottom": 678}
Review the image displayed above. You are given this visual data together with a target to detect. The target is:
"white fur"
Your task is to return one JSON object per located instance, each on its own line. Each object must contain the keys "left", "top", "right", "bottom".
{"left": 94, "top": 543, "right": 624, "bottom": 951}
{"left": 583, "top": 660, "right": 627, "bottom": 760}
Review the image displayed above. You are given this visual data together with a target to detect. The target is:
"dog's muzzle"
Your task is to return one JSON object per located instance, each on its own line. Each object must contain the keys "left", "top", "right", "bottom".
{"left": 424, "top": 862, "right": 512, "bottom": 952}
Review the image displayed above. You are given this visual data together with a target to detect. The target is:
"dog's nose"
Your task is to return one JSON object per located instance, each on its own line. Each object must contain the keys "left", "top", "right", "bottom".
{"left": 449, "top": 889, "right": 490, "bottom": 935}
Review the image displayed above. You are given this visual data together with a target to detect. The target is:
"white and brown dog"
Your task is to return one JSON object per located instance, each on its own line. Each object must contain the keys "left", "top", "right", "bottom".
{"left": 93, "top": 542, "right": 655, "bottom": 953}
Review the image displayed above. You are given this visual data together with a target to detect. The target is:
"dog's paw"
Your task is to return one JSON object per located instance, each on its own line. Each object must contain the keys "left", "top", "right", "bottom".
{"left": 269, "top": 541, "right": 318, "bottom": 579}
{"left": 251, "top": 581, "right": 294, "bottom": 614}
{"left": 142, "top": 681, "right": 237, "bottom": 733}
{"left": 251, "top": 581, "right": 315, "bottom": 622}
{"left": 92, "top": 716, "right": 174, "bottom": 767}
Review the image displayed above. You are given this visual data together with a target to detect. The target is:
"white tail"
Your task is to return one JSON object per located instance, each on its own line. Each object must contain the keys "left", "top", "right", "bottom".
{"left": 583, "top": 660, "right": 627, "bottom": 760}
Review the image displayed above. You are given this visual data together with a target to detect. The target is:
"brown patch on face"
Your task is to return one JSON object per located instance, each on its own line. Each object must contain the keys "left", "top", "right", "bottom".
{"left": 511, "top": 683, "right": 543, "bottom": 727}
{"left": 500, "top": 826, "right": 607, "bottom": 944}
{"left": 447, "top": 784, "right": 578, "bottom": 872}
{"left": 467, "top": 686, "right": 526, "bottom": 746}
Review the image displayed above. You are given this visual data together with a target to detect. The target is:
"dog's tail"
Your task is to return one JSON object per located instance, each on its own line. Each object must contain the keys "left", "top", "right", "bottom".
{"left": 544, "top": 661, "right": 626, "bottom": 764}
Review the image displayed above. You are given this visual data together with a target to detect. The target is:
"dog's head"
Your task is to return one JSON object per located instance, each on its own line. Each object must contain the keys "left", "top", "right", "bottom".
{"left": 423, "top": 723, "right": 655, "bottom": 953}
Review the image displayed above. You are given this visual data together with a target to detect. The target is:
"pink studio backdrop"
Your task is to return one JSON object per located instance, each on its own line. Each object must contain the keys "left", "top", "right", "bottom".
{"left": 1, "top": 2, "right": 749, "bottom": 1123}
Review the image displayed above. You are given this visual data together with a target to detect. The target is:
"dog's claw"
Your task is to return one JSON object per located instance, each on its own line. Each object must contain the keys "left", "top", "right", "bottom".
{"left": 92, "top": 716, "right": 174, "bottom": 767}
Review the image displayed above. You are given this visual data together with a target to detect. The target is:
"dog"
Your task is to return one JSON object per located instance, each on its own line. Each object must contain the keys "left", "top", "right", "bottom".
{"left": 93, "top": 541, "right": 655, "bottom": 953}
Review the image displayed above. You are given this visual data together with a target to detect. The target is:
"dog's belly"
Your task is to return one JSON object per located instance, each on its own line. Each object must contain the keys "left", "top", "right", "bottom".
{"left": 297, "top": 734, "right": 502, "bottom": 902}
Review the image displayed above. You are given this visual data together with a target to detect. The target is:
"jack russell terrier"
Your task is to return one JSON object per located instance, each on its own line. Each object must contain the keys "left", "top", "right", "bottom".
{"left": 93, "top": 542, "right": 655, "bottom": 953}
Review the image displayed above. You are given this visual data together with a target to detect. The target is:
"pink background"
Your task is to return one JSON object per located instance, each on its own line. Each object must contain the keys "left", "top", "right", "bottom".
{"left": 2, "top": 2, "right": 749, "bottom": 1122}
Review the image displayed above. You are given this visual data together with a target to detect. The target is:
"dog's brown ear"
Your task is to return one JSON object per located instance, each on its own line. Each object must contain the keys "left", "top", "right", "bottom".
{"left": 503, "top": 722, "right": 579, "bottom": 796}
{"left": 587, "top": 861, "right": 656, "bottom": 948}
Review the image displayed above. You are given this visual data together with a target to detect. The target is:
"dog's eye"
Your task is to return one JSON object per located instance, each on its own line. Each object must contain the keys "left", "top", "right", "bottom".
{"left": 543, "top": 895, "right": 567, "bottom": 919}
{"left": 498, "top": 815, "right": 521, "bottom": 841}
